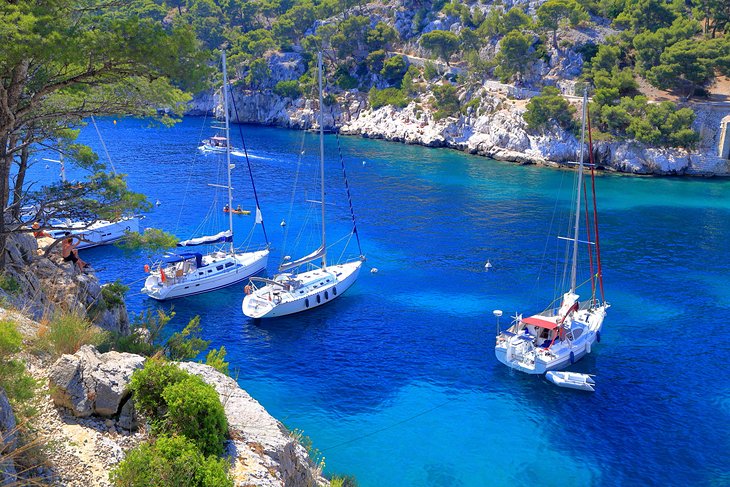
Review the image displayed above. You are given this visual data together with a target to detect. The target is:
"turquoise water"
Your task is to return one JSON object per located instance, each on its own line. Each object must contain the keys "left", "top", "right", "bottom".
{"left": 39, "top": 117, "right": 730, "bottom": 486}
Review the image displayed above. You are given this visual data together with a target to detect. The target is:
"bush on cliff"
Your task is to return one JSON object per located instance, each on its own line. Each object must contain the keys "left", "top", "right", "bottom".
{"left": 162, "top": 375, "right": 228, "bottom": 457}
{"left": 273, "top": 80, "right": 302, "bottom": 98}
{"left": 34, "top": 312, "right": 107, "bottom": 357}
{"left": 368, "top": 87, "right": 409, "bottom": 109}
{"left": 130, "top": 360, "right": 228, "bottom": 457}
{"left": 0, "top": 320, "right": 38, "bottom": 417}
{"left": 524, "top": 86, "right": 576, "bottom": 132}
{"left": 109, "top": 434, "right": 232, "bottom": 487}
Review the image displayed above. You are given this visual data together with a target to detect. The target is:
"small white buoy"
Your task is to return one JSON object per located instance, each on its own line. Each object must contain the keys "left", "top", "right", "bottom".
{"left": 370, "top": 267, "right": 378, "bottom": 274}
{"left": 362, "top": 160, "right": 366, "bottom": 166}
{"left": 45, "top": 164, "right": 50, "bottom": 169}
{"left": 280, "top": 219, "right": 286, "bottom": 227}
{"left": 155, "top": 199, "right": 161, "bottom": 207}
{"left": 493, "top": 309, "right": 503, "bottom": 317}
{"left": 283, "top": 255, "right": 291, "bottom": 261}
{"left": 484, "top": 259, "right": 493, "bottom": 271}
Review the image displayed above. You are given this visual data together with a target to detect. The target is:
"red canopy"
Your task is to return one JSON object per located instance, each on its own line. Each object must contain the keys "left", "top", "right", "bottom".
{"left": 522, "top": 316, "right": 558, "bottom": 330}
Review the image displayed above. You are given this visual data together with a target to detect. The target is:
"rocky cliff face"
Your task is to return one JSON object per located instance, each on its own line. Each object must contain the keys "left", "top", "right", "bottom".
{"left": 0, "top": 234, "right": 129, "bottom": 335}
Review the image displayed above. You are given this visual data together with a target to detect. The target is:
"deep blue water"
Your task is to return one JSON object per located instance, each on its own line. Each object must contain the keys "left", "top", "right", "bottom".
{"left": 32, "top": 117, "right": 730, "bottom": 486}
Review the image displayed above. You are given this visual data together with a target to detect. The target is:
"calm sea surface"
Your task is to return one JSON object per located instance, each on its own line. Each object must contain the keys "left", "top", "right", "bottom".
{"left": 35, "top": 117, "right": 730, "bottom": 486}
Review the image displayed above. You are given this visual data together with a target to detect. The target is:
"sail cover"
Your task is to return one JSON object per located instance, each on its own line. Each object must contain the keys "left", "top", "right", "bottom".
{"left": 278, "top": 245, "right": 326, "bottom": 272}
{"left": 177, "top": 230, "right": 232, "bottom": 247}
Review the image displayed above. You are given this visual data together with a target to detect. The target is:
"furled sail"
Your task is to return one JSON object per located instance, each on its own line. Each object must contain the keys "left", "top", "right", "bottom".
{"left": 177, "top": 230, "right": 233, "bottom": 247}
{"left": 278, "top": 245, "right": 326, "bottom": 272}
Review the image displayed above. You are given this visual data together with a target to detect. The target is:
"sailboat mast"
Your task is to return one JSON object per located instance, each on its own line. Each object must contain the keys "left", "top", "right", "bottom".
{"left": 317, "top": 51, "right": 327, "bottom": 268}
{"left": 570, "top": 90, "right": 588, "bottom": 293}
{"left": 222, "top": 50, "right": 235, "bottom": 254}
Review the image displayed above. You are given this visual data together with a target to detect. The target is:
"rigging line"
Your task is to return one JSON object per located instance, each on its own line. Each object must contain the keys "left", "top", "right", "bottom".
{"left": 90, "top": 115, "right": 116, "bottom": 175}
{"left": 532, "top": 169, "right": 567, "bottom": 306}
{"left": 332, "top": 116, "right": 363, "bottom": 258}
{"left": 228, "top": 81, "right": 270, "bottom": 246}
{"left": 582, "top": 173, "right": 595, "bottom": 301}
{"left": 175, "top": 106, "right": 213, "bottom": 235}
{"left": 283, "top": 131, "right": 308, "bottom": 256}
{"left": 320, "top": 399, "right": 451, "bottom": 452}
{"left": 586, "top": 106, "right": 605, "bottom": 302}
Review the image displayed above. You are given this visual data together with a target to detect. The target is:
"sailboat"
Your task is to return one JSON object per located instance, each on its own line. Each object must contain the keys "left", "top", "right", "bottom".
{"left": 494, "top": 90, "right": 609, "bottom": 374}
{"left": 42, "top": 132, "right": 141, "bottom": 249}
{"left": 241, "top": 52, "right": 363, "bottom": 319}
{"left": 141, "top": 51, "right": 269, "bottom": 301}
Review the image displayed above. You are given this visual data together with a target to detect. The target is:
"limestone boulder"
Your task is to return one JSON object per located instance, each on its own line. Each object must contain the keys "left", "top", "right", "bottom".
{"left": 48, "top": 346, "right": 145, "bottom": 417}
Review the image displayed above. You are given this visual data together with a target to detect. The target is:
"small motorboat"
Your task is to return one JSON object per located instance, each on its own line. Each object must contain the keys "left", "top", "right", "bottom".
{"left": 545, "top": 371, "right": 595, "bottom": 392}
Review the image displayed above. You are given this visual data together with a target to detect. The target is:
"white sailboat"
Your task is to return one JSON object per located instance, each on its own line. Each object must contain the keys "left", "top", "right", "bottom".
{"left": 494, "top": 91, "right": 609, "bottom": 374}
{"left": 42, "top": 132, "right": 141, "bottom": 249}
{"left": 241, "top": 53, "right": 363, "bottom": 319}
{"left": 142, "top": 51, "right": 269, "bottom": 301}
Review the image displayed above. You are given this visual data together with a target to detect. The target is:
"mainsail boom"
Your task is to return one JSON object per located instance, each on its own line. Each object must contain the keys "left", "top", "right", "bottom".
{"left": 278, "top": 245, "right": 326, "bottom": 272}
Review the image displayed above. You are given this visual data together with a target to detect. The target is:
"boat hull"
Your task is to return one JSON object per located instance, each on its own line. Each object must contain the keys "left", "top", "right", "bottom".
{"left": 494, "top": 304, "right": 607, "bottom": 374}
{"left": 242, "top": 261, "right": 361, "bottom": 319}
{"left": 142, "top": 250, "right": 269, "bottom": 301}
{"left": 49, "top": 216, "right": 141, "bottom": 249}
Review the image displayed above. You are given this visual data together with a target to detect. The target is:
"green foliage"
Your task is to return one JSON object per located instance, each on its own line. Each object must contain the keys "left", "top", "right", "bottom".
{"left": 330, "top": 15, "right": 371, "bottom": 60}
{"left": 432, "top": 84, "right": 460, "bottom": 120}
{"left": 245, "top": 58, "right": 271, "bottom": 89}
{"left": 204, "top": 347, "right": 230, "bottom": 376}
{"left": 273, "top": 80, "right": 302, "bottom": 98}
{"left": 101, "top": 280, "right": 129, "bottom": 308}
{"left": 129, "top": 358, "right": 189, "bottom": 419}
{"left": 381, "top": 56, "right": 408, "bottom": 86}
{"left": 117, "top": 228, "right": 178, "bottom": 256}
{"left": 646, "top": 36, "right": 730, "bottom": 97}
{"left": 368, "top": 87, "right": 409, "bottom": 109}
{"left": 423, "top": 62, "right": 440, "bottom": 81}
{"left": 35, "top": 312, "right": 107, "bottom": 357}
{"left": 537, "top": 0, "right": 589, "bottom": 48}
{"left": 614, "top": 0, "right": 676, "bottom": 33}
{"left": 0, "top": 274, "right": 20, "bottom": 295}
{"left": 495, "top": 31, "right": 537, "bottom": 82}
{"left": 632, "top": 18, "right": 700, "bottom": 72}
{"left": 162, "top": 375, "right": 228, "bottom": 457}
{"left": 103, "top": 309, "right": 172, "bottom": 357}
{"left": 502, "top": 7, "right": 533, "bottom": 34}
{"left": 165, "top": 316, "right": 210, "bottom": 361}
{"left": 109, "top": 434, "right": 232, "bottom": 487}
{"left": 366, "top": 22, "right": 399, "bottom": 51}
{"left": 401, "top": 66, "right": 423, "bottom": 96}
{"left": 0, "top": 320, "right": 38, "bottom": 416}
{"left": 420, "top": 30, "right": 460, "bottom": 65}
{"left": 330, "top": 475, "right": 359, "bottom": 487}
{"left": 366, "top": 50, "right": 387, "bottom": 74}
{"left": 524, "top": 86, "right": 577, "bottom": 132}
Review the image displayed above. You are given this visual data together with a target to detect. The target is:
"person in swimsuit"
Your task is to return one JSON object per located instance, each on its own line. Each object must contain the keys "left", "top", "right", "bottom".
{"left": 61, "top": 234, "right": 88, "bottom": 272}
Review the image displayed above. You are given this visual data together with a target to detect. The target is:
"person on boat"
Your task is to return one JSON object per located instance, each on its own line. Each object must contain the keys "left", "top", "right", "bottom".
{"left": 223, "top": 204, "right": 230, "bottom": 212}
{"left": 235, "top": 204, "right": 243, "bottom": 212}
{"left": 61, "top": 233, "right": 88, "bottom": 273}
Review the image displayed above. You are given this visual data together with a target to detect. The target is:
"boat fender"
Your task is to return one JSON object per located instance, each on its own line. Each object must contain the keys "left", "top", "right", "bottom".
{"left": 144, "top": 264, "right": 150, "bottom": 273}
{"left": 244, "top": 285, "right": 252, "bottom": 295}
{"left": 160, "top": 269, "right": 166, "bottom": 283}
{"left": 596, "top": 331, "right": 601, "bottom": 343}
{"left": 569, "top": 351, "right": 575, "bottom": 364}
{"left": 586, "top": 341, "right": 591, "bottom": 354}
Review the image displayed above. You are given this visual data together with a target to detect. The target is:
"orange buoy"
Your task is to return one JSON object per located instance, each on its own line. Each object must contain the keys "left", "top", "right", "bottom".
{"left": 144, "top": 264, "right": 150, "bottom": 273}
{"left": 244, "top": 285, "right": 252, "bottom": 295}
{"left": 160, "top": 268, "right": 166, "bottom": 283}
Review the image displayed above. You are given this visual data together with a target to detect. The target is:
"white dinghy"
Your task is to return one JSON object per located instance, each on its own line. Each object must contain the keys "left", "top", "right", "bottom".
{"left": 545, "top": 371, "right": 596, "bottom": 392}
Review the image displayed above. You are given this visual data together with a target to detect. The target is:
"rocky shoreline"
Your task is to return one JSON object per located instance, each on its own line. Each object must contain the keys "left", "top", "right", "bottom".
{"left": 0, "top": 232, "right": 326, "bottom": 486}
{"left": 191, "top": 61, "right": 730, "bottom": 177}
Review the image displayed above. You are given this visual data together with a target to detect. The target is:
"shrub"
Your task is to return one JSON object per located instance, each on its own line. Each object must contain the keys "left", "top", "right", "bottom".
{"left": 161, "top": 375, "right": 228, "bottom": 457}
{"left": 165, "top": 316, "right": 209, "bottom": 361}
{"left": 273, "top": 80, "right": 302, "bottom": 98}
{"left": 432, "top": 84, "right": 460, "bottom": 120}
{"left": 0, "top": 274, "right": 21, "bottom": 295}
{"left": 101, "top": 280, "right": 129, "bottom": 308}
{"left": 109, "top": 434, "right": 232, "bottom": 487}
{"left": 381, "top": 56, "right": 408, "bottom": 86}
{"left": 368, "top": 87, "right": 409, "bottom": 109}
{"left": 204, "top": 347, "right": 229, "bottom": 375}
{"left": 129, "top": 359, "right": 189, "bottom": 419}
{"left": 0, "top": 320, "right": 38, "bottom": 416}
{"left": 524, "top": 86, "right": 576, "bottom": 132}
{"left": 35, "top": 312, "right": 107, "bottom": 356}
